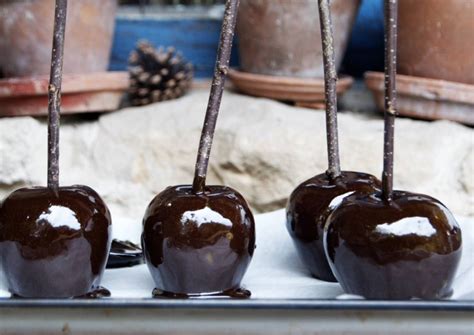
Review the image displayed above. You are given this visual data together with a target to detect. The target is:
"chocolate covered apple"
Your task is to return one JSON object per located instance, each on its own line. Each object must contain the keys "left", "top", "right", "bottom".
{"left": 325, "top": 191, "right": 462, "bottom": 299}
{"left": 0, "top": 0, "right": 112, "bottom": 298}
{"left": 143, "top": 185, "right": 254, "bottom": 298}
{"left": 286, "top": 0, "right": 381, "bottom": 282}
{"left": 324, "top": 0, "right": 462, "bottom": 299}
{"left": 142, "top": 0, "right": 256, "bottom": 298}
{"left": 287, "top": 172, "right": 380, "bottom": 282}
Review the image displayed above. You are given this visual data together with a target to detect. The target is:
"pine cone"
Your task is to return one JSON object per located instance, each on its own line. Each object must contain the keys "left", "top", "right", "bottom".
{"left": 128, "top": 40, "right": 193, "bottom": 106}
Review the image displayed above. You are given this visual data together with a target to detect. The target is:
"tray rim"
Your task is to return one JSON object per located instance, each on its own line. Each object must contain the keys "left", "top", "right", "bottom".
{"left": 0, "top": 298, "right": 473, "bottom": 312}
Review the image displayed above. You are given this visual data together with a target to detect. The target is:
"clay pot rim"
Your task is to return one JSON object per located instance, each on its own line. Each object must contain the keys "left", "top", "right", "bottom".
{"left": 0, "top": 72, "right": 129, "bottom": 98}
{"left": 229, "top": 68, "right": 353, "bottom": 103}
{"left": 229, "top": 69, "right": 353, "bottom": 88}
{"left": 365, "top": 71, "right": 474, "bottom": 105}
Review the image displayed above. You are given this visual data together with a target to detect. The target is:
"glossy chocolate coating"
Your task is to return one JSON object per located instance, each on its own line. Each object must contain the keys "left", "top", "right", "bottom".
{"left": 0, "top": 186, "right": 112, "bottom": 298}
{"left": 142, "top": 185, "right": 255, "bottom": 297}
{"left": 286, "top": 171, "right": 381, "bottom": 282}
{"left": 152, "top": 287, "right": 251, "bottom": 299}
{"left": 325, "top": 191, "right": 462, "bottom": 300}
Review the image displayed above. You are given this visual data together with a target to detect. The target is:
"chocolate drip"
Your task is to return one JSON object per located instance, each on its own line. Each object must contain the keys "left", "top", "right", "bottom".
{"left": 153, "top": 287, "right": 250, "bottom": 299}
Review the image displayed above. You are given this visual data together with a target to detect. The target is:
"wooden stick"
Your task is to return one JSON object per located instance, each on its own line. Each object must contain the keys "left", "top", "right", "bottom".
{"left": 192, "top": 0, "right": 239, "bottom": 193}
{"left": 382, "top": 0, "right": 398, "bottom": 201}
{"left": 47, "top": 0, "right": 67, "bottom": 191}
{"left": 318, "top": 0, "right": 341, "bottom": 179}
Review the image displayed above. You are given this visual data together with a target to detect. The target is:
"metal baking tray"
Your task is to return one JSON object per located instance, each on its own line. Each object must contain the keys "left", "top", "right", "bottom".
{"left": 1, "top": 210, "right": 473, "bottom": 334}
{"left": 1, "top": 298, "right": 473, "bottom": 334}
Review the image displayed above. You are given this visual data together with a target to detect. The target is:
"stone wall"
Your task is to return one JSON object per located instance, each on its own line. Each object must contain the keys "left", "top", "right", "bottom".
{"left": 0, "top": 91, "right": 472, "bottom": 221}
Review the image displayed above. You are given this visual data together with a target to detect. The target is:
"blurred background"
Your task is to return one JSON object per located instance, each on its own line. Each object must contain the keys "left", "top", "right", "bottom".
{"left": 113, "top": 0, "right": 385, "bottom": 78}
{"left": 0, "top": 0, "right": 472, "bottom": 221}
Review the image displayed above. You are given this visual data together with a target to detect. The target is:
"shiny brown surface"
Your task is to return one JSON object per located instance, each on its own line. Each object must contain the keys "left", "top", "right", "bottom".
{"left": 286, "top": 171, "right": 381, "bottom": 282}
{"left": 142, "top": 185, "right": 255, "bottom": 297}
{"left": 325, "top": 191, "right": 462, "bottom": 300}
{"left": 0, "top": 186, "right": 112, "bottom": 298}
{"left": 152, "top": 287, "right": 251, "bottom": 299}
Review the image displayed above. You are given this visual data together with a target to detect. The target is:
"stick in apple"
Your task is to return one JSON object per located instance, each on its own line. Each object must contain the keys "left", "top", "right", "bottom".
{"left": 192, "top": 0, "right": 240, "bottom": 193}
{"left": 47, "top": 0, "right": 68, "bottom": 192}
{"left": 284, "top": 0, "right": 382, "bottom": 282}
{"left": 318, "top": 0, "right": 341, "bottom": 179}
{"left": 0, "top": 0, "right": 116, "bottom": 299}
{"left": 382, "top": 0, "right": 398, "bottom": 201}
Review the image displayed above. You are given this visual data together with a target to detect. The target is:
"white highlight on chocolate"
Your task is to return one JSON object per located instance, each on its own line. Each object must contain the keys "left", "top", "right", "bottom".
{"left": 180, "top": 207, "right": 233, "bottom": 228}
{"left": 328, "top": 191, "right": 355, "bottom": 210}
{"left": 376, "top": 217, "right": 436, "bottom": 237}
{"left": 38, "top": 205, "right": 81, "bottom": 230}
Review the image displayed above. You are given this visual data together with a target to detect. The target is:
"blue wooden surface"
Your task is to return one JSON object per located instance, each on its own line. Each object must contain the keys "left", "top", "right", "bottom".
{"left": 109, "top": 17, "right": 239, "bottom": 78}
{"left": 341, "top": 0, "right": 384, "bottom": 76}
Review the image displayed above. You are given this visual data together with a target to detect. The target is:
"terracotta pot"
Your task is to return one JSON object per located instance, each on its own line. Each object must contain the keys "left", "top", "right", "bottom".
{"left": 0, "top": 0, "right": 117, "bottom": 77}
{"left": 398, "top": 0, "right": 474, "bottom": 85}
{"left": 0, "top": 72, "right": 129, "bottom": 116}
{"left": 236, "top": 0, "right": 361, "bottom": 78}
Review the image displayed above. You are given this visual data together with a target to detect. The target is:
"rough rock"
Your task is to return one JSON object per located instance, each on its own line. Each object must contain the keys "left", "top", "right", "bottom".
{"left": 0, "top": 90, "right": 472, "bottom": 222}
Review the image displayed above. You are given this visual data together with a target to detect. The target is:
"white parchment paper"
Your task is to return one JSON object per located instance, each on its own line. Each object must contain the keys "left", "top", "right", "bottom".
{"left": 1, "top": 209, "right": 472, "bottom": 300}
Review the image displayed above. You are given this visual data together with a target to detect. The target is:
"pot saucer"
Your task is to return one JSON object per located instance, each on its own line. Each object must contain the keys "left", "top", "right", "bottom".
{"left": 228, "top": 69, "right": 353, "bottom": 109}
{"left": 0, "top": 72, "right": 129, "bottom": 117}
{"left": 365, "top": 71, "right": 474, "bottom": 125}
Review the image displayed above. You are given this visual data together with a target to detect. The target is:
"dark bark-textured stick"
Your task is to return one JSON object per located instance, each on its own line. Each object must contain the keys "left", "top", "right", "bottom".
{"left": 382, "top": 0, "right": 398, "bottom": 201}
{"left": 318, "top": 0, "right": 341, "bottom": 179}
{"left": 47, "top": 0, "right": 68, "bottom": 191}
{"left": 192, "top": 0, "right": 240, "bottom": 193}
